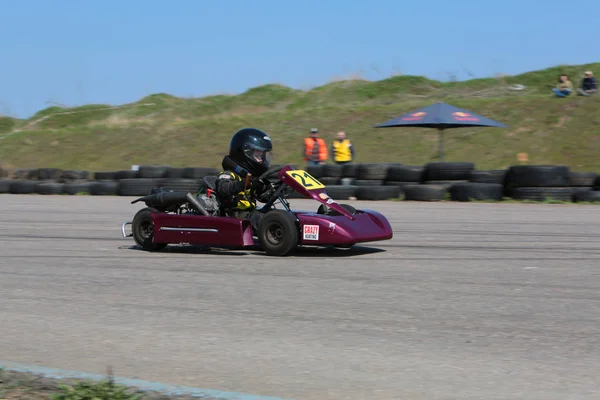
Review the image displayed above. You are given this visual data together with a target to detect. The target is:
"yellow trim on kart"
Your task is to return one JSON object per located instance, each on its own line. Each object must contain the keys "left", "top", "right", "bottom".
{"left": 285, "top": 169, "right": 325, "bottom": 190}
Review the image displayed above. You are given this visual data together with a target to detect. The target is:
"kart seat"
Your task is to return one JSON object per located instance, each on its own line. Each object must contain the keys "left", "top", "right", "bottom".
{"left": 203, "top": 176, "right": 217, "bottom": 190}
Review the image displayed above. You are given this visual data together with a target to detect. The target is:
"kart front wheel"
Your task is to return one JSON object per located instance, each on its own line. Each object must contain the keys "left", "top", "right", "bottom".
{"left": 132, "top": 207, "right": 167, "bottom": 251}
{"left": 257, "top": 210, "right": 298, "bottom": 256}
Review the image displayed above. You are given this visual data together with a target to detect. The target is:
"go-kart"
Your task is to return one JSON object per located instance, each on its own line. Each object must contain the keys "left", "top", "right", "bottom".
{"left": 121, "top": 164, "right": 393, "bottom": 256}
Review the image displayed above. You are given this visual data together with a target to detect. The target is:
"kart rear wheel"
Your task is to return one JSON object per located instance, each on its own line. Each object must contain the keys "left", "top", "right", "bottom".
{"left": 257, "top": 210, "right": 298, "bottom": 256}
{"left": 132, "top": 207, "right": 167, "bottom": 251}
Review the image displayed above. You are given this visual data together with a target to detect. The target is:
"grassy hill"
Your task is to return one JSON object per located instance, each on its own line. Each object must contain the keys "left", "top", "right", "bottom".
{"left": 1, "top": 62, "right": 600, "bottom": 173}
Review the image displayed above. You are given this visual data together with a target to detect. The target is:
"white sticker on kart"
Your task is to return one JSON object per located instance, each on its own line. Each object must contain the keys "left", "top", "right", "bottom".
{"left": 303, "top": 224, "right": 319, "bottom": 240}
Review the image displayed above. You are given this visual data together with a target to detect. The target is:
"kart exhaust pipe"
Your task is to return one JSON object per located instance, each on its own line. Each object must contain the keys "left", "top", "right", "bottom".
{"left": 186, "top": 192, "right": 210, "bottom": 216}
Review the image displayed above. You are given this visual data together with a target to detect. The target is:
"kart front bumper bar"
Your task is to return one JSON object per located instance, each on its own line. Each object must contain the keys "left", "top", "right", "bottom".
{"left": 121, "top": 221, "right": 132, "bottom": 238}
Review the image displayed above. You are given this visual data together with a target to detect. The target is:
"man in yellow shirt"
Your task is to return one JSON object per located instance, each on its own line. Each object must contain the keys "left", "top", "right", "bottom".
{"left": 331, "top": 131, "right": 355, "bottom": 164}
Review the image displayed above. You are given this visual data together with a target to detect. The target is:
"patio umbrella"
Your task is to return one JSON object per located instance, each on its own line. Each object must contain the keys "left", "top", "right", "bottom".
{"left": 374, "top": 102, "right": 508, "bottom": 161}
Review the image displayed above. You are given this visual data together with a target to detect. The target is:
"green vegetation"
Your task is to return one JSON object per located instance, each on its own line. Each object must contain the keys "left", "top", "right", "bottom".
{"left": 0, "top": 369, "right": 139, "bottom": 400}
{"left": 0, "top": 368, "right": 215, "bottom": 400}
{"left": 1, "top": 62, "right": 599, "bottom": 172}
{"left": 50, "top": 380, "right": 141, "bottom": 400}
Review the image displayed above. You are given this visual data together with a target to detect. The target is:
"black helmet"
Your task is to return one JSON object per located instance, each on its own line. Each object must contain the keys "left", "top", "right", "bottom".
{"left": 227, "top": 128, "right": 273, "bottom": 175}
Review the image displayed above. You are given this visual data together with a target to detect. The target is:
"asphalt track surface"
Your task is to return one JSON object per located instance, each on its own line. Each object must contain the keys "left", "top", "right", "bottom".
{"left": 1, "top": 194, "right": 599, "bottom": 400}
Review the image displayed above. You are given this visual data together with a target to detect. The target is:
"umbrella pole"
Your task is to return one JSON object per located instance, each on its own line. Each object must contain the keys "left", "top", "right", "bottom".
{"left": 438, "top": 128, "right": 444, "bottom": 161}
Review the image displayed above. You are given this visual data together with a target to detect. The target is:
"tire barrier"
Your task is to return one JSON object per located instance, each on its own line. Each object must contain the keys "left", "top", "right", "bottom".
{"left": 0, "top": 163, "right": 599, "bottom": 203}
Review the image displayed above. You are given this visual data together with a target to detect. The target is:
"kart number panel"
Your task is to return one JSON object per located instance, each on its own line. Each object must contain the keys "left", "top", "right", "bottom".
{"left": 285, "top": 170, "right": 325, "bottom": 190}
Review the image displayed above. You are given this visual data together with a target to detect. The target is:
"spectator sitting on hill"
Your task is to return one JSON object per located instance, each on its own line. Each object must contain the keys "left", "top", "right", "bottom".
{"left": 552, "top": 74, "right": 573, "bottom": 97}
{"left": 577, "top": 71, "right": 597, "bottom": 96}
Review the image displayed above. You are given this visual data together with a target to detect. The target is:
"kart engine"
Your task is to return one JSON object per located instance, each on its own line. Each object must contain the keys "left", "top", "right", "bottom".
{"left": 195, "top": 193, "right": 220, "bottom": 216}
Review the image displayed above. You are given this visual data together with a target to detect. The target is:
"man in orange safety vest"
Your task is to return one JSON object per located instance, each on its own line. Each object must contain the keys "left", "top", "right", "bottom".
{"left": 303, "top": 128, "right": 328, "bottom": 166}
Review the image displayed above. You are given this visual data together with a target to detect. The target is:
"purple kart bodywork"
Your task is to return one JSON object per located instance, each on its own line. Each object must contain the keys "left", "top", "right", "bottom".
{"left": 150, "top": 206, "right": 392, "bottom": 248}
{"left": 126, "top": 165, "right": 393, "bottom": 250}
{"left": 292, "top": 209, "right": 392, "bottom": 246}
{"left": 276, "top": 165, "right": 393, "bottom": 246}
{"left": 152, "top": 213, "right": 256, "bottom": 247}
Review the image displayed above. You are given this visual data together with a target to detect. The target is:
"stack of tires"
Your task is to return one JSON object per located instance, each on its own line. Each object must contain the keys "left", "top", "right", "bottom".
{"left": 504, "top": 165, "right": 579, "bottom": 202}
{"left": 383, "top": 164, "right": 425, "bottom": 200}
{"left": 4, "top": 168, "right": 91, "bottom": 195}
{"left": 307, "top": 163, "right": 402, "bottom": 201}
{"left": 353, "top": 163, "right": 402, "bottom": 201}
{"left": 450, "top": 168, "right": 506, "bottom": 202}
{"left": 2, "top": 162, "right": 600, "bottom": 204}
{"left": 569, "top": 171, "right": 600, "bottom": 202}
{"left": 0, "top": 165, "right": 221, "bottom": 196}
{"left": 116, "top": 165, "right": 219, "bottom": 196}
{"left": 80, "top": 165, "right": 220, "bottom": 196}
{"left": 402, "top": 162, "right": 478, "bottom": 201}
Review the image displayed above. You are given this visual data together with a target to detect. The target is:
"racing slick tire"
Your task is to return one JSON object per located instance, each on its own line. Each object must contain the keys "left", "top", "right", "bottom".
{"left": 257, "top": 210, "right": 299, "bottom": 256}
{"left": 132, "top": 207, "right": 168, "bottom": 252}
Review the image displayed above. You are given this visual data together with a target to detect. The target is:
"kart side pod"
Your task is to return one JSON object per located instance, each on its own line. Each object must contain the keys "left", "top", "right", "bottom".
{"left": 151, "top": 212, "right": 255, "bottom": 248}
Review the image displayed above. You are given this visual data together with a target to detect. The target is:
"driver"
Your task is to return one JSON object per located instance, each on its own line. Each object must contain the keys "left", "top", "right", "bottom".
{"left": 214, "top": 128, "right": 276, "bottom": 231}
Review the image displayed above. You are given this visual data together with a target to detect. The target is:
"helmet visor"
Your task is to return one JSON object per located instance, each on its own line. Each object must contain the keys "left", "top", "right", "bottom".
{"left": 244, "top": 144, "right": 272, "bottom": 168}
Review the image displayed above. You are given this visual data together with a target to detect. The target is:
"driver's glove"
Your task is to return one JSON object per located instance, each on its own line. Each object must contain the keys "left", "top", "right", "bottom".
{"left": 250, "top": 178, "right": 267, "bottom": 193}
{"left": 257, "top": 184, "right": 275, "bottom": 203}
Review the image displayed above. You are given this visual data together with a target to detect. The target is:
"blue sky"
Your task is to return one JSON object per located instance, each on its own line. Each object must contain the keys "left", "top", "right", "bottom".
{"left": 1, "top": 0, "right": 598, "bottom": 119}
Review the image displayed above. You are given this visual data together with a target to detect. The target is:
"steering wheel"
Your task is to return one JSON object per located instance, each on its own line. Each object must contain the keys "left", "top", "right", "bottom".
{"left": 259, "top": 164, "right": 285, "bottom": 181}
